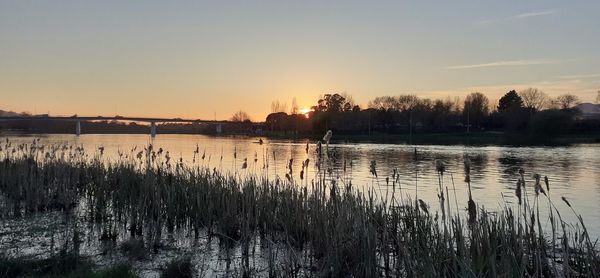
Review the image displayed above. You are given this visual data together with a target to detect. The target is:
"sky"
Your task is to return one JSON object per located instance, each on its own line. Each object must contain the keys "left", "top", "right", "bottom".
{"left": 1, "top": 1, "right": 599, "bottom": 121}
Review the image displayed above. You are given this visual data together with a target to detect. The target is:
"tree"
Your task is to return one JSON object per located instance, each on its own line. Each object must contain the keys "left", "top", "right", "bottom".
{"left": 596, "top": 90, "right": 600, "bottom": 104}
{"left": 271, "top": 100, "right": 288, "bottom": 113}
{"left": 312, "top": 93, "right": 350, "bottom": 113}
{"left": 230, "top": 110, "right": 251, "bottom": 122}
{"left": 266, "top": 112, "right": 287, "bottom": 131}
{"left": 397, "top": 95, "right": 419, "bottom": 112}
{"left": 291, "top": 97, "right": 299, "bottom": 115}
{"left": 368, "top": 96, "right": 397, "bottom": 111}
{"left": 519, "top": 88, "right": 548, "bottom": 111}
{"left": 494, "top": 91, "right": 528, "bottom": 132}
{"left": 341, "top": 93, "right": 356, "bottom": 112}
{"left": 431, "top": 98, "right": 460, "bottom": 129}
{"left": 463, "top": 92, "right": 490, "bottom": 129}
{"left": 555, "top": 94, "right": 580, "bottom": 109}
{"left": 497, "top": 90, "right": 523, "bottom": 111}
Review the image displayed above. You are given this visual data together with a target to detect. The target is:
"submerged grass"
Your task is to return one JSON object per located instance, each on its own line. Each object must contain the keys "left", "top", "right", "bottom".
{"left": 0, "top": 252, "right": 138, "bottom": 278}
{"left": 161, "top": 256, "right": 193, "bottom": 278}
{"left": 0, "top": 139, "right": 598, "bottom": 277}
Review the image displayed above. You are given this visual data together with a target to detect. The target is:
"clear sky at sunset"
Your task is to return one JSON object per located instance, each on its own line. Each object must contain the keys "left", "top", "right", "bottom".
{"left": 1, "top": 1, "right": 599, "bottom": 120}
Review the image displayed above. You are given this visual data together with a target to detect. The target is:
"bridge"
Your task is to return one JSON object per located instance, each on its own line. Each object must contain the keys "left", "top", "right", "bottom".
{"left": 0, "top": 116, "right": 229, "bottom": 137}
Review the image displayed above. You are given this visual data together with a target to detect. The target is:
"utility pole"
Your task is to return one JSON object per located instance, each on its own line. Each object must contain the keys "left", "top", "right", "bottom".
{"left": 466, "top": 102, "right": 470, "bottom": 134}
{"left": 409, "top": 109, "right": 413, "bottom": 143}
{"left": 368, "top": 110, "right": 371, "bottom": 136}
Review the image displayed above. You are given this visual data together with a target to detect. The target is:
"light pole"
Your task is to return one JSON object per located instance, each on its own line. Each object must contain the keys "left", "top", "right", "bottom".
{"left": 466, "top": 102, "right": 470, "bottom": 134}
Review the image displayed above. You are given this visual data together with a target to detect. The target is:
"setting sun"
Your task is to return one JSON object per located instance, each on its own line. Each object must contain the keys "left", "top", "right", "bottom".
{"left": 299, "top": 108, "right": 312, "bottom": 118}
{"left": 1, "top": 2, "right": 600, "bottom": 276}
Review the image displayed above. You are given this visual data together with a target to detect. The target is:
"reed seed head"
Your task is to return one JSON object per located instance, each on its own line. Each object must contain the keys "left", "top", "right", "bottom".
{"left": 323, "top": 130, "right": 332, "bottom": 144}
{"left": 435, "top": 159, "right": 445, "bottom": 175}
{"left": 369, "top": 160, "right": 377, "bottom": 178}
{"left": 418, "top": 199, "right": 429, "bottom": 214}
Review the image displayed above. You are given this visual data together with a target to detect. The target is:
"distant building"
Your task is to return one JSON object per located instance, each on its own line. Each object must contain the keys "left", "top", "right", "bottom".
{"left": 575, "top": 103, "right": 600, "bottom": 119}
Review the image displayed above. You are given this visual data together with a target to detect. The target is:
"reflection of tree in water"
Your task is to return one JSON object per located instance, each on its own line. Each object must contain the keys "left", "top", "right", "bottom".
{"left": 359, "top": 148, "right": 423, "bottom": 188}
{"left": 498, "top": 154, "right": 524, "bottom": 175}
{"left": 462, "top": 152, "right": 489, "bottom": 184}
{"left": 496, "top": 152, "right": 548, "bottom": 192}
{"left": 497, "top": 153, "right": 525, "bottom": 184}
{"left": 552, "top": 157, "right": 577, "bottom": 186}
{"left": 496, "top": 149, "right": 580, "bottom": 190}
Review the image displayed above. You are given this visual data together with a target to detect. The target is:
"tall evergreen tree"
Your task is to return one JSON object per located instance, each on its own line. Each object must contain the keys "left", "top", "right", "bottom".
{"left": 497, "top": 90, "right": 523, "bottom": 111}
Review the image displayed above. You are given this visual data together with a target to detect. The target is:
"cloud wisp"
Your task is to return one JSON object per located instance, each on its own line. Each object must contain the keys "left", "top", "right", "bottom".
{"left": 415, "top": 79, "right": 598, "bottom": 103}
{"left": 445, "top": 58, "right": 563, "bottom": 70}
{"left": 556, "top": 73, "right": 600, "bottom": 79}
{"left": 478, "top": 9, "right": 558, "bottom": 24}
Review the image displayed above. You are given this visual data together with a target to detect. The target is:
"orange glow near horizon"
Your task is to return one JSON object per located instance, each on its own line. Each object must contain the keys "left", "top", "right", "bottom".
{"left": 2, "top": 2, "right": 599, "bottom": 121}
{"left": 299, "top": 108, "right": 312, "bottom": 118}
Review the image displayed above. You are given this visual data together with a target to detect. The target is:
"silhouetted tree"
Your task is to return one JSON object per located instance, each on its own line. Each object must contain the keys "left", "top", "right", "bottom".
{"left": 520, "top": 88, "right": 548, "bottom": 111}
{"left": 463, "top": 92, "right": 489, "bottom": 129}
{"left": 368, "top": 96, "right": 397, "bottom": 111}
{"left": 397, "top": 95, "right": 420, "bottom": 112}
{"left": 555, "top": 94, "right": 580, "bottom": 109}
{"left": 316, "top": 93, "right": 347, "bottom": 112}
{"left": 266, "top": 112, "right": 287, "bottom": 131}
{"left": 271, "top": 100, "right": 288, "bottom": 113}
{"left": 291, "top": 97, "right": 299, "bottom": 115}
{"left": 497, "top": 90, "right": 523, "bottom": 111}
{"left": 230, "top": 110, "right": 251, "bottom": 122}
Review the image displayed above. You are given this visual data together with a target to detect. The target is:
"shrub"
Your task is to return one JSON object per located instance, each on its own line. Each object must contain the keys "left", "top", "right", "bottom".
{"left": 530, "top": 109, "right": 574, "bottom": 135}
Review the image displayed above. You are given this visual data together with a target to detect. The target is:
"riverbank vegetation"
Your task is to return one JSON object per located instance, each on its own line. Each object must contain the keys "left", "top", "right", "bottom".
{"left": 266, "top": 90, "right": 600, "bottom": 138}
{"left": 2, "top": 89, "right": 600, "bottom": 142}
{"left": 0, "top": 139, "right": 598, "bottom": 277}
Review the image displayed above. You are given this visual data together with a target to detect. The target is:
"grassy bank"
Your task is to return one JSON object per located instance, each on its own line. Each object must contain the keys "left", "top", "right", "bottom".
{"left": 0, "top": 140, "right": 598, "bottom": 276}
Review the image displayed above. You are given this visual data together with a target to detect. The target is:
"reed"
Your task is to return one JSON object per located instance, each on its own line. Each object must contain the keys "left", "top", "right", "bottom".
{"left": 0, "top": 139, "right": 598, "bottom": 277}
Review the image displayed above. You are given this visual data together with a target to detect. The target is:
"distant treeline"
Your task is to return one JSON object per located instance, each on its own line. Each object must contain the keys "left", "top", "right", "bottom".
{"left": 2, "top": 89, "right": 600, "bottom": 136}
{"left": 266, "top": 90, "right": 600, "bottom": 136}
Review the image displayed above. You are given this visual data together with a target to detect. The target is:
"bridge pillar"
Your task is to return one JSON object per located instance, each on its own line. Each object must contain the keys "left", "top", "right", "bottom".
{"left": 75, "top": 120, "right": 81, "bottom": 136}
{"left": 150, "top": 122, "right": 157, "bottom": 138}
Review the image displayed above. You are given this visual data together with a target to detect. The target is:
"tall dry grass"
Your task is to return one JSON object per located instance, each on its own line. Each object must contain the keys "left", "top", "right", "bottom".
{"left": 0, "top": 138, "right": 598, "bottom": 277}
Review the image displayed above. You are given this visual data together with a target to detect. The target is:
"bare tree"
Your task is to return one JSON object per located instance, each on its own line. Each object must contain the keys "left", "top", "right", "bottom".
{"left": 291, "top": 97, "right": 299, "bottom": 115}
{"left": 546, "top": 98, "right": 560, "bottom": 110}
{"left": 230, "top": 110, "right": 251, "bottom": 122}
{"left": 555, "top": 94, "right": 580, "bottom": 109}
{"left": 463, "top": 92, "right": 490, "bottom": 128}
{"left": 397, "top": 94, "right": 420, "bottom": 112}
{"left": 368, "top": 96, "right": 398, "bottom": 110}
{"left": 596, "top": 90, "right": 600, "bottom": 104}
{"left": 271, "top": 100, "right": 288, "bottom": 113}
{"left": 341, "top": 92, "right": 356, "bottom": 111}
{"left": 519, "top": 88, "right": 548, "bottom": 111}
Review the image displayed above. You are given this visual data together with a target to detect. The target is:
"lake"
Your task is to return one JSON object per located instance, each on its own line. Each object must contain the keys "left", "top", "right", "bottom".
{"left": 2, "top": 133, "right": 600, "bottom": 239}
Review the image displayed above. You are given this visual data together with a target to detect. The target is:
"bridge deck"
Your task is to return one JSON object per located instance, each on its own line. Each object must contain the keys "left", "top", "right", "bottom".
{"left": 0, "top": 116, "right": 229, "bottom": 124}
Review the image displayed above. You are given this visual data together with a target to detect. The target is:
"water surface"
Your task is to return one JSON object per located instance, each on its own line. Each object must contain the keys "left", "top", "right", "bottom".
{"left": 3, "top": 134, "right": 600, "bottom": 237}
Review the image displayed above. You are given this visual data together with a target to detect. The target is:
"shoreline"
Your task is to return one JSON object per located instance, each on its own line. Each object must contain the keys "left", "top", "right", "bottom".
{"left": 3, "top": 130, "right": 600, "bottom": 146}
